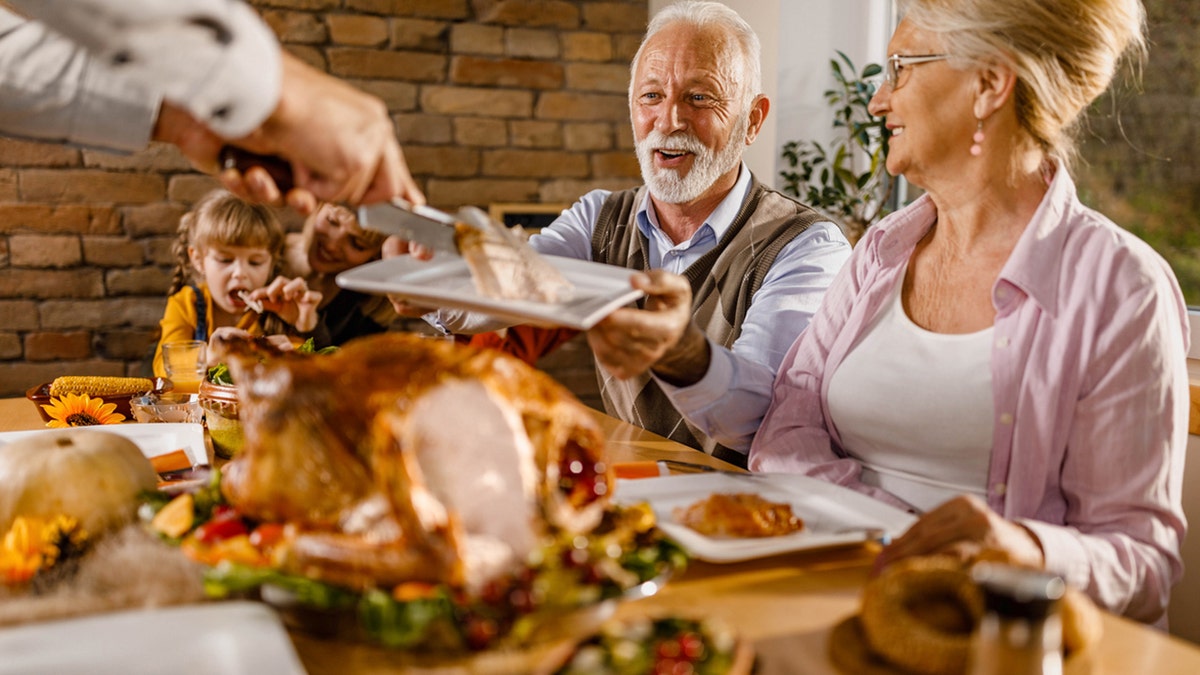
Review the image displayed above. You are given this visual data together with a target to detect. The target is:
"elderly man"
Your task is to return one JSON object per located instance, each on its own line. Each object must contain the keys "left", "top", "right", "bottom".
{"left": 435, "top": 1, "right": 850, "bottom": 465}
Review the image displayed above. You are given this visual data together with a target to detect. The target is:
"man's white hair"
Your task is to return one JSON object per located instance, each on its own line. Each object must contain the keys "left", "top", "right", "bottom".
{"left": 629, "top": 0, "right": 763, "bottom": 109}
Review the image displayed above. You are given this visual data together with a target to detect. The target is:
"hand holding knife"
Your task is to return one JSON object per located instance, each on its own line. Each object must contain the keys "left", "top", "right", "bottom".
{"left": 220, "top": 146, "right": 479, "bottom": 255}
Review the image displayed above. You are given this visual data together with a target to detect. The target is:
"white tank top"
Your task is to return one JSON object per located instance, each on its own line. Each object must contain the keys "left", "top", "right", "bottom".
{"left": 826, "top": 280, "right": 994, "bottom": 513}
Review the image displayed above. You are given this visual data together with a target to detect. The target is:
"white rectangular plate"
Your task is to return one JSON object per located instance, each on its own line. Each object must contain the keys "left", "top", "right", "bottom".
{"left": 336, "top": 253, "right": 644, "bottom": 330}
{"left": 0, "top": 423, "right": 207, "bottom": 467}
{"left": 615, "top": 473, "right": 917, "bottom": 563}
{"left": 0, "top": 601, "right": 305, "bottom": 675}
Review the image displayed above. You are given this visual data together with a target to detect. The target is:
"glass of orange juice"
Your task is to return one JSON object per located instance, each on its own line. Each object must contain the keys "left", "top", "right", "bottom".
{"left": 162, "top": 340, "right": 207, "bottom": 394}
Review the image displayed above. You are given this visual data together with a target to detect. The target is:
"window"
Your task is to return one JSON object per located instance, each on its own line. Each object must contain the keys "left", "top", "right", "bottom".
{"left": 1065, "top": 2, "right": 1198, "bottom": 307}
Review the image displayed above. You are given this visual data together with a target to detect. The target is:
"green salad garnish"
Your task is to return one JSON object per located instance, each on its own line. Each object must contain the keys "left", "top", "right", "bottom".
{"left": 205, "top": 338, "right": 337, "bottom": 385}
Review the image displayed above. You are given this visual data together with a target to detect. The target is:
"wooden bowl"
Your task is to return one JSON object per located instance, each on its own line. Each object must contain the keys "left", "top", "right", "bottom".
{"left": 25, "top": 378, "right": 172, "bottom": 424}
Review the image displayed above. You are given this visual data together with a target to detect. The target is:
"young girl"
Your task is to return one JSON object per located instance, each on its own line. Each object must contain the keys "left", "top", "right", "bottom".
{"left": 277, "top": 201, "right": 397, "bottom": 347}
{"left": 153, "top": 189, "right": 322, "bottom": 378}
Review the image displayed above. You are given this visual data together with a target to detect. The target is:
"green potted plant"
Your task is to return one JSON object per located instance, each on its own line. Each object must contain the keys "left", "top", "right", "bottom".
{"left": 780, "top": 51, "right": 894, "bottom": 244}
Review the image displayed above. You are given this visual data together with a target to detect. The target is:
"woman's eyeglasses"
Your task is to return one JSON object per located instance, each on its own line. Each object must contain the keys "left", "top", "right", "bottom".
{"left": 885, "top": 54, "right": 948, "bottom": 90}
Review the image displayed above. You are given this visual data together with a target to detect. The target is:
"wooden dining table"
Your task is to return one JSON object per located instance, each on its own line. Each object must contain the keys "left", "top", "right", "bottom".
{"left": 3, "top": 395, "right": 1200, "bottom": 674}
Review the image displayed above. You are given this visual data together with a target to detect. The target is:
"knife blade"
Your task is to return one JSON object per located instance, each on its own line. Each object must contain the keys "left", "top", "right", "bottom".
{"left": 356, "top": 199, "right": 468, "bottom": 255}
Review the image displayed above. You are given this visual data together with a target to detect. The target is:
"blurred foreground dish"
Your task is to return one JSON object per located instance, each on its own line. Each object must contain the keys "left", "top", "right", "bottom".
{"left": 0, "top": 430, "right": 204, "bottom": 625}
{"left": 551, "top": 615, "right": 752, "bottom": 675}
{"left": 141, "top": 333, "right": 684, "bottom": 652}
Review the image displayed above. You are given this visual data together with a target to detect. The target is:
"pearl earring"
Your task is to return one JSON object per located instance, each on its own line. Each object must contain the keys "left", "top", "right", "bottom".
{"left": 970, "top": 120, "right": 985, "bottom": 156}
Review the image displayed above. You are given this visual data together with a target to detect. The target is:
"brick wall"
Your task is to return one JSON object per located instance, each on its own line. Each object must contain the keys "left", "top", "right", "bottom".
{"left": 0, "top": 0, "right": 648, "bottom": 398}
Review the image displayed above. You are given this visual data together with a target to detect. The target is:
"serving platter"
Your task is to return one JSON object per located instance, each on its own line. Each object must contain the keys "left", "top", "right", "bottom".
{"left": 336, "top": 252, "right": 644, "bottom": 330}
{"left": 0, "top": 423, "right": 207, "bottom": 468}
{"left": 615, "top": 473, "right": 917, "bottom": 563}
{"left": 0, "top": 601, "right": 305, "bottom": 675}
{"left": 262, "top": 565, "right": 674, "bottom": 652}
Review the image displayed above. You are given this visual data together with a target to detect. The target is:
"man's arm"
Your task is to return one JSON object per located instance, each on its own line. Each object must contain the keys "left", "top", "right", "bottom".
{"left": 10, "top": 0, "right": 279, "bottom": 139}
{"left": 4, "top": 1, "right": 422, "bottom": 207}
{"left": 0, "top": 7, "right": 161, "bottom": 152}
{"left": 725, "top": 220, "right": 851, "bottom": 372}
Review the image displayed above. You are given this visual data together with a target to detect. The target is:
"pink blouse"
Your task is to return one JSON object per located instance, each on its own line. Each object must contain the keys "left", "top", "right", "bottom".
{"left": 750, "top": 168, "right": 1189, "bottom": 624}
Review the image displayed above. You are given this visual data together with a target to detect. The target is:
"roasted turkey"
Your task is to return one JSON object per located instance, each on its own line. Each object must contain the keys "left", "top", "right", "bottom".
{"left": 218, "top": 333, "right": 612, "bottom": 592}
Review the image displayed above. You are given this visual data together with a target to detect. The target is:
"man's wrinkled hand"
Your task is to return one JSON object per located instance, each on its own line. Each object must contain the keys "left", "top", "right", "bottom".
{"left": 588, "top": 270, "right": 694, "bottom": 380}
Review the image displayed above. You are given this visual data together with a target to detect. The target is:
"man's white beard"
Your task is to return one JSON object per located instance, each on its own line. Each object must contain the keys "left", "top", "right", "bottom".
{"left": 636, "top": 111, "right": 749, "bottom": 204}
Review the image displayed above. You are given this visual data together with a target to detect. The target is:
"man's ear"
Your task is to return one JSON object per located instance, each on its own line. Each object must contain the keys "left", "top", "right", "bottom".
{"left": 744, "top": 94, "right": 770, "bottom": 145}
{"left": 973, "top": 61, "right": 1017, "bottom": 121}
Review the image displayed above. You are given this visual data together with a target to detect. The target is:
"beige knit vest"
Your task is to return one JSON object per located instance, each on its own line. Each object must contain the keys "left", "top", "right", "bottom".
{"left": 590, "top": 176, "right": 822, "bottom": 467}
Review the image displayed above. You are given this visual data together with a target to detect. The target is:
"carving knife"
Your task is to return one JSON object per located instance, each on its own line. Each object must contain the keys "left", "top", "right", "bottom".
{"left": 218, "top": 146, "right": 473, "bottom": 255}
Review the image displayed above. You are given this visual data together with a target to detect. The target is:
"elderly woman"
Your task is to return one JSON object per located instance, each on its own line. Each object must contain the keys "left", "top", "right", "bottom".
{"left": 592, "top": 0, "right": 1186, "bottom": 625}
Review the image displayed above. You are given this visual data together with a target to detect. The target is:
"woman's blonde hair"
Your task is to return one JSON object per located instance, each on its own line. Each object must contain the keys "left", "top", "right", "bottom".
{"left": 900, "top": 0, "right": 1147, "bottom": 168}
{"left": 169, "top": 189, "right": 285, "bottom": 295}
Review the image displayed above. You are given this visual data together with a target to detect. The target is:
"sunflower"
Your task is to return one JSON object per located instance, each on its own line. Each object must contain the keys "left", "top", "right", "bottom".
{"left": 1, "top": 515, "right": 89, "bottom": 586}
{"left": 41, "top": 393, "right": 126, "bottom": 427}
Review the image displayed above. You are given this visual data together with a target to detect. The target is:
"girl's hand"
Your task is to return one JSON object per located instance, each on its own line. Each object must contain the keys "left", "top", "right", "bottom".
{"left": 872, "top": 494, "right": 1045, "bottom": 575}
{"left": 208, "top": 327, "right": 254, "bottom": 363}
{"left": 252, "top": 277, "right": 324, "bottom": 333}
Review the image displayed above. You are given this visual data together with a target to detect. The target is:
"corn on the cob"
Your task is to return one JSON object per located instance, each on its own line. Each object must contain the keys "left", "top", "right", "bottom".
{"left": 48, "top": 376, "right": 155, "bottom": 398}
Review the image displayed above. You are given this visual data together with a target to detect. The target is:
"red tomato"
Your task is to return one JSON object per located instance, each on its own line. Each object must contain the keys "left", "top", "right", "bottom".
{"left": 464, "top": 616, "right": 498, "bottom": 650}
{"left": 656, "top": 639, "right": 682, "bottom": 660}
{"left": 678, "top": 632, "right": 706, "bottom": 661}
{"left": 193, "top": 515, "right": 247, "bottom": 544}
{"left": 248, "top": 523, "right": 284, "bottom": 550}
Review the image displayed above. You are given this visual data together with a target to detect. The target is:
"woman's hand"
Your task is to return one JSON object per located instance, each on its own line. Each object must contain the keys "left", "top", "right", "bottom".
{"left": 873, "top": 494, "right": 1045, "bottom": 574}
{"left": 252, "top": 277, "right": 324, "bottom": 333}
{"left": 587, "top": 270, "right": 706, "bottom": 383}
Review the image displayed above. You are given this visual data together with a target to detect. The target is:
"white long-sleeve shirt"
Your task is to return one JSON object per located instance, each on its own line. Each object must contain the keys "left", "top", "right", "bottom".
{"left": 1, "top": 0, "right": 280, "bottom": 148}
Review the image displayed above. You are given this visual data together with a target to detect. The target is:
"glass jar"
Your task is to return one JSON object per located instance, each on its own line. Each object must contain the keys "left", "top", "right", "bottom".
{"left": 198, "top": 379, "right": 242, "bottom": 459}
{"left": 967, "top": 563, "right": 1065, "bottom": 675}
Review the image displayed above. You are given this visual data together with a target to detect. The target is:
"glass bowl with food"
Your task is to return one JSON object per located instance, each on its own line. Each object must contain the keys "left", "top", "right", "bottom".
{"left": 130, "top": 392, "right": 203, "bottom": 424}
{"left": 198, "top": 364, "right": 241, "bottom": 459}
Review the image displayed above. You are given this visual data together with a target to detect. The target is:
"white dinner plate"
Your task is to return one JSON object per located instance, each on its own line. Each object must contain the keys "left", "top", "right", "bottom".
{"left": 615, "top": 473, "right": 917, "bottom": 563}
{"left": 0, "top": 423, "right": 207, "bottom": 467}
{"left": 0, "top": 601, "right": 305, "bottom": 675}
{"left": 336, "top": 252, "right": 644, "bottom": 330}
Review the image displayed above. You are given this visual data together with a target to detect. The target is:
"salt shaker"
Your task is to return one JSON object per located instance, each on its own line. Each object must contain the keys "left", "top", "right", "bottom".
{"left": 967, "top": 562, "right": 1066, "bottom": 675}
